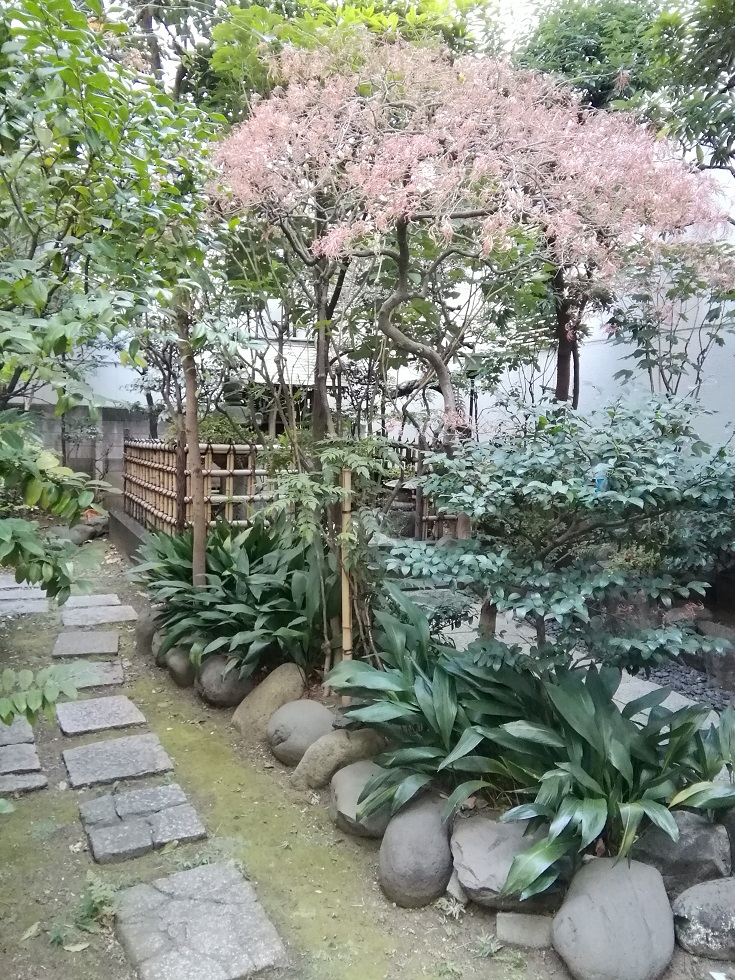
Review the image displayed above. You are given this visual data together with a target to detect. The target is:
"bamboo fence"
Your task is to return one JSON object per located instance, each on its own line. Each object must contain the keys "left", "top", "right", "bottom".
{"left": 123, "top": 440, "right": 276, "bottom": 531}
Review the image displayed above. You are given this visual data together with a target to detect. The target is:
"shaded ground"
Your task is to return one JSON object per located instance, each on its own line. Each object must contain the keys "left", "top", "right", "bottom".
{"left": 0, "top": 539, "right": 725, "bottom": 980}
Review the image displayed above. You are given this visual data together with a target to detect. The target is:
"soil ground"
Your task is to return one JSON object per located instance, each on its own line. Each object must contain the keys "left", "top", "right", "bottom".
{"left": 0, "top": 539, "right": 725, "bottom": 980}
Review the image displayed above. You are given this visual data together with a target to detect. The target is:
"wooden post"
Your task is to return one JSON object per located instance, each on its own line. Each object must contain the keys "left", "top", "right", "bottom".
{"left": 225, "top": 445, "right": 235, "bottom": 523}
{"left": 340, "top": 467, "right": 353, "bottom": 706}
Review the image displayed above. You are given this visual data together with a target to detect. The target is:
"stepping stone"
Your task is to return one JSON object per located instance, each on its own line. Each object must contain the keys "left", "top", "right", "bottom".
{"left": 0, "top": 772, "right": 48, "bottom": 795}
{"left": 56, "top": 696, "right": 146, "bottom": 736}
{"left": 116, "top": 863, "right": 286, "bottom": 979}
{"left": 68, "top": 661, "right": 124, "bottom": 689}
{"left": 53, "top": 631, "right": 119, "bottom": 657}
{"left": 0, "top": 574, "right": 41, "bottom": 590}
{"left": 0, "top": 716, "right": 34, "bottom": 746}
{"left": 82, "top": 786, "right": 206, "bottom": 863}
{"left": 64, "top": 594, "right": 121, "bottom": 609}
{"left": 0, "top": 742, "right": 41, "bottom": 775}
{"left": 0, "top": 597, "right": 49, "bottom": 616}
{"left": 0, "top": 586, "right": 44, "bottom": 600}
{"left": 62, "top": 605, "right": 137, "bottom": 627}
{"left": 63, "top": 733, "right": 173, "bottom": 788}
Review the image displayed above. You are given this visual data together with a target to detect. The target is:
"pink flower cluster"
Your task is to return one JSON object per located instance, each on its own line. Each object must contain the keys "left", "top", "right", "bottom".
{"left": 216, "top": 36, "right": 728, "bottom": 276}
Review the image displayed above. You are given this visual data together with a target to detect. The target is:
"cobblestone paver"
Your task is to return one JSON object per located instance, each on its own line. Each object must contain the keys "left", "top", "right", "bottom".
{"left": 116, "top": 863, "right": 287, "bottom": 979}
{"left": 63, "top": 733, "right": 173, "bottom": 787}
{"left": 53, "top": 630, "right": 119, "bottom": 657}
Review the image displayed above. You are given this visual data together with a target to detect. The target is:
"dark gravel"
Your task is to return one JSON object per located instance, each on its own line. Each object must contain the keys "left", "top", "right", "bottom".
{"left": 646, "top": 661, "right": 732, "bottom": 713}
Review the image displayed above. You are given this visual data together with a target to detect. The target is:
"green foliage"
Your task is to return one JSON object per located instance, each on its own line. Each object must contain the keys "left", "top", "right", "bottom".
{"left": 135, "top": 516, "right": 339, "bottom": 677}
{"left": 387, "top": 400, "right": 735, "bottom": 672}
{"left": 75, "top": 872, "right": 116, "bottom": 933}
{"left": 203, "top": 0, "right": 498, "bottom": 119}
{"left": 328, "top": 591, "right": 735, "bottom": 898}
{"left": 0, "top": 0, "right": 217, "bottom": 410}
{"left": 0, "top": 664, "right": 77, "bottom": 726}
{"left": 0, "top": 412, "right": 107, "bottom": 597}
{"left": 515, "top": 0, "right": 662, "bottom": 109}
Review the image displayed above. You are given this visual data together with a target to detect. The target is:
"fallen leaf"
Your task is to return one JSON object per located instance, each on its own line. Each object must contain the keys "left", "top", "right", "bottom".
{"left": 63, "top": 942, "right": 90, "bottom": 952}
{"left": 21, "top": 922, "right": 40, "bottom": 942}
{"left": 160, "top": 840, "right": 179, "bottom": 854}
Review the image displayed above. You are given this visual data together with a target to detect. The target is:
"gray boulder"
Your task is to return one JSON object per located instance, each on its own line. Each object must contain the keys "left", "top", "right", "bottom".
{"left": 633, "top": 810, "right": 730, "bottom": 897}
{"left": 379, "top": 797, "right": 452, "bottom": 907}
{"left": 136, "top": 608, "right": 159, "bottom": 660}
{"left": 450, "top": 815, "right": 554, "bottom": 912}
{"left": 266, "top": 700, "right": 335, "bottom": 766}
{"left": 552, "top": 859, "right": 674, "bottom": 980}
{"left": 231, "top": 664, "right": 306, "bottom": 740}
{"left": 329, "top": 761, "right": 390, "bottom": 839}
{"left": 291, "top": 729, "right": 387, "bottom": 790}
{"left": 673, "top": 877, "right": 735, "bottom": 959}
{"left": 166, "top": 648, "right": 195, "bottom": 688}
{"left": 152, "top": 631, "right": 169, "bottom": 668}
{"left": 195, "top": 655, "right": 254, "bottom": 708}
{"left": 700, "top": 622, "right": 735, "bottom": 688}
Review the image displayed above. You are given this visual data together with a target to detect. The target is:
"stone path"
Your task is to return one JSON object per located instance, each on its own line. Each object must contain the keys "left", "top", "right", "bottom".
{"left": 57, "top": 695, "right": 146, "bottom": 735}
{"left": 0, "top": 576, "right": 49, "bottom": 616}
{"left": 0, "top": 712, "right": 48, "bottom": 794}
{"left": 63, "top": 732, "right": 174, "bottom": 787}
{"left": 81, "top": 784, "right": 206, "bottom": 863}
{"left": 116, "top": 863, "right": 287, "bottom": 980}
{"left": 5, "top": 582, "right": 289, "bottom": 978}
{"left": 53, "top": 630, "right": 119, "bottom": 657}
{"left": 62, "top": 604, "right": 138, "bottom": 627}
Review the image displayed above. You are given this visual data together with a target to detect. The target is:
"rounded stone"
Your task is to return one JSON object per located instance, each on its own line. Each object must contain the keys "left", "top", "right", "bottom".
{"left": 195, "top": 655, "right": 255, "bottom": 708}
{"left": 231, "top": 664, "right": 306, "bottom": 740}
{"left": 266, "top": 700, "right": 335, "bottom": 766}
{"left": 552, "top": 858, "right": 674, "bottom": 980}
{"left": 379, "top": 797, "right": 452, "bottom": 908}
{"left": 329, "top": 761, "right": 391, "bottom": 839}
{"left": 451, "top": 814, "right": 554, "bottom": 912}
{"left": 166, "top": 648, "right": 195, "bottom": 688}
{"left": 673, "top": 877, "right": 735, "bottom": 959}
{"left": 291, "top": 728, "right": 387, "bottom": 790}
{"left": 632, "top": 810, "right": 730, "bottom": 897}
{"left": 136, "top": 608, "right": 160, "bottom": 660}
{"left": 152, "top": 631, "right": 169, "bottom": 668}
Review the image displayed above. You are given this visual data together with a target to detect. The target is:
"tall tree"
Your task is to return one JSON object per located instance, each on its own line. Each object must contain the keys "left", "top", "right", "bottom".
{"left": 217, "top": 34, "right": 724, "bottom": 416}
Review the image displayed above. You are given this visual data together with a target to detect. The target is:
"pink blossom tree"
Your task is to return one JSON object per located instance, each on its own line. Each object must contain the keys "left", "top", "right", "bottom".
{"left": 216, "top": 35, "right": 727, "bottom": 426}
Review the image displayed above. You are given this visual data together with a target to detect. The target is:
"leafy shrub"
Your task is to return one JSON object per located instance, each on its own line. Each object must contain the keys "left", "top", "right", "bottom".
{"left": 388, "top": 399, "right": 735, "bottom": 672}
{"left": 135, "top": 515, "right": 339, "bottom": 677}
{"left": 329, "top": 589, "right": 735, "bottom": 898}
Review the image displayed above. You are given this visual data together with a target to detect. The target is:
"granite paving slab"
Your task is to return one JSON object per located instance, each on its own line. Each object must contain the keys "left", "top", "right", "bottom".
{"left": 81, "top": 784, "right": 188, "bottom": 827}
{"left": 0, "top": 772, "right": 48, "bottom": 795}
{"left": 0, "top": 716, "right": 33, "bottom": 746}
{"left": 63, "top": 733, "right": 173, "bottom": 788}
{"left": 68, "top": 660, "right": 124, "bottom": 689}
{"left": 87, "top": 804, "right": 206, "bottom": 863}
{"left": 116, "top": 863, "right": 286, "bottom": 979}
{"left": 53, "top": 630, "right": 119, "bottom": 657}
{"left": 56, "top": 696, "right": 146, "bottom": 736}
{"left": 62, "top": 605, "right": 137, "bottom": 627}
{"left": 0, "top": 586, "right": 44, "bottom": 600}
{"left": 65, "top": 594, "right": 121, "bottom": 609}
{"left": 0, "top": 574, "right": 41, "bottom": 589}
{"left": 0, "top": 742, "right": 41, "bottom": 775}
{"left": 0, "top": 597, "right": 49, "bottom": 616}
{"left": 81, "top": 784, "right": 205, "bottom": 862}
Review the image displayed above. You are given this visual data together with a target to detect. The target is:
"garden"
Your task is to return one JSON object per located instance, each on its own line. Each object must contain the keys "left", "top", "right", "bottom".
{"left": 2, "top": 1, "right": 735, "bottom": 979}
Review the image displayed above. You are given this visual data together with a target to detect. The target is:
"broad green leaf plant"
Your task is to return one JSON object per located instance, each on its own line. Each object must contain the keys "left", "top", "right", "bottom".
{"left": 328, "top": 589, "right": 735, "bottom": 899}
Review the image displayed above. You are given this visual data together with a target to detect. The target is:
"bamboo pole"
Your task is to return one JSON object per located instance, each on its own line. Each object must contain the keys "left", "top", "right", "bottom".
{"left": 340, "top": 467, "right": 353, "bottom": 707}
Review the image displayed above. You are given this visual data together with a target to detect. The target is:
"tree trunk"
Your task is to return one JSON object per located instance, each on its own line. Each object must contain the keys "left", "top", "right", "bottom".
{"left": 175, "top": 301, "right": 206, "bottom": 587}
{"left": 479, "top": 597, "right": 497, "bottom": 637}
{"left": 555, "top": 333, "right": 573, "bottom": 403}
{"left": 145, "top": 391, "right": 158, "bottom": 439}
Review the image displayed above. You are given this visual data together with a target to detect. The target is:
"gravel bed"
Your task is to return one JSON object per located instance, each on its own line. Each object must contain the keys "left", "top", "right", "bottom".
{"left": 646, "top": 661, "right": 732, "bottom": 713}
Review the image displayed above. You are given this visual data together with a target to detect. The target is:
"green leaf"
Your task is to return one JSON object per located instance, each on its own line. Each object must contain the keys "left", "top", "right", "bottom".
{"left": 440, "top": 780, "right": 492, "bottom": 822}
{"left": 432, "top": 666, "right": 457, "bottom": 750}
{"left": 501, "top": 836, "right": 570, "bottom": 897}
{"left": 501, "top": 720, "right": 566, "bottom": 748}
{"left": 638, "top": 800, "right": 679, "bottom": 841}
{"left": 390, "top": 773, "right": 433, "bottom": 814}
{"left": 437, "top": 728, "right": 484, "bottom": 771}
{"left": 618, "top": 802, "right": 645, "bottom": 856}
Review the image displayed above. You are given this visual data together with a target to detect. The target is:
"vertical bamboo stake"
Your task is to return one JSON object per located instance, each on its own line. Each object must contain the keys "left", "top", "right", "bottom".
{"left": 204, "top": 444, "right": 213, "bottom": 527}
{"left": 340, "top": 467, "right": 353, "bottom": 707}
{"left": 247, "top": 447, "right": 256, "bottom": 520}
{"left": 225, "top": 445, "right": 235, "bottom": 523}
